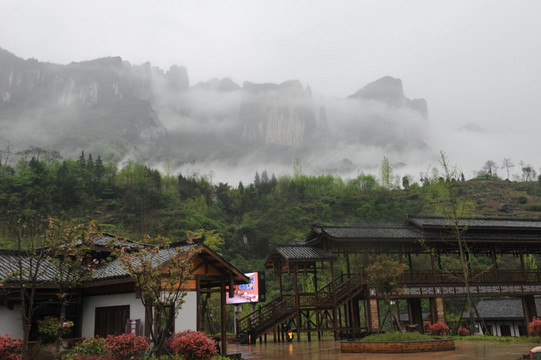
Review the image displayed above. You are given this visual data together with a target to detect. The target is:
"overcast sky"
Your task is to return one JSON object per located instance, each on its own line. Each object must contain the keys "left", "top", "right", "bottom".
{"left": 1, "top": 0, "right": 540, "bottom": 177}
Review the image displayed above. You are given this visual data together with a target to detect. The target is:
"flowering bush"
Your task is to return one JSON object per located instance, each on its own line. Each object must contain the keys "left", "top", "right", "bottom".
{"left": 105, "top": 333, "right": 149, "bottom": 360}
{"left": 38, "top": 317, "right": 74, "bottom": 343}
{"left": 457, "top": 327, "right": 470, "bottom": 336}
{"left": 65, "top": 337, "right": 108, "bottom": 360}
{"left": 0, "top": 334, "right": 22, "bottom": 360}
{"left": 427, "top": 321, "right": 449, "bottom": 336}
{"left": 165, "top": 330, "right": 218, "bottom": 360}
{"left": 529, "top": 317, "right": 541, "bottom": 336}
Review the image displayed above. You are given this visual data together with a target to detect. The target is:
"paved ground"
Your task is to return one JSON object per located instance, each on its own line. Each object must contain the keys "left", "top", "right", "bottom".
{"left": 227, "top": 338, "right": 536, "bottom": 359}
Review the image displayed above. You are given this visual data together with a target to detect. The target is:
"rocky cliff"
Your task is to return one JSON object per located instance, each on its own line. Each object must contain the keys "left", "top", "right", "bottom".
{"left": 240, "top": 80, "right": 316, "bottom": 147}
{"left": 0, "top": 47, "right": 433, "bottom": 176}
{"left": 349, "top": 76, "right": 428, "bottom": 117}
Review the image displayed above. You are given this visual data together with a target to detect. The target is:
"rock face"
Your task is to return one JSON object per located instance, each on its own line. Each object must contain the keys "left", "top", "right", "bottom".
{"left": 349, "top": 76, "right": 428, "bottom": 117}
{"left": 240, "top": 80, "right": 316, "bottom": 147}
{"left": 0, "top": 48, "right": 167, "bottom": 156}
{"left": 0, "top": 47, "right": 433, "bottom": 175}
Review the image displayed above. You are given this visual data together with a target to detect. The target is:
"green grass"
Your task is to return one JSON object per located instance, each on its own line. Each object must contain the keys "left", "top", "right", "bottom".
{"left": 360, "top": 332, "right": 437, "bottom": 342}
{"left": 453, "top": 335, "right": 541, "bottom": 343}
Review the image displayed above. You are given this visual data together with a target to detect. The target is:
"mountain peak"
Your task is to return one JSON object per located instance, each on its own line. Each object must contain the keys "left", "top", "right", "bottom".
{"left": 349, "top": 76, "right": 427, "bottom": 117}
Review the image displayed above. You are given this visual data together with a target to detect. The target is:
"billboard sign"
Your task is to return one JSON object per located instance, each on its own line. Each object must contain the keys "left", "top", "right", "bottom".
{"left": 226, "top": 272, "right": 260, "bottom": 304}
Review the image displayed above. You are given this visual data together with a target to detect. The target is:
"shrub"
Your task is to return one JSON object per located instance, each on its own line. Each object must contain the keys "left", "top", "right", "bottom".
{"left": 457, "top": 327, "right": 470, "bottom": 336}
{"left": 529, "top": 317, "right": 541, "bottom": 336}
{"left": 0, "top": 334, "right": 22, "bottom": 360}
{"left": 427, "top": 321, "right": 449, "bottom": 336}
{"left": 104, "top": 333, "right": 149, "bottom": 360}
{"left": 65, "top": 337, "right": 108, "bottom": 360}
{"left": 37, "top": 317, "right": 74, "bottom": 343}
{"left": 166, "top": 330, "right": 218, "bottom": 360}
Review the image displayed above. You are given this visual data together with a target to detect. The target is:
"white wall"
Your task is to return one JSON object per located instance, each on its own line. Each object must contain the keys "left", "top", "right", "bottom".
{"left": 82, "top": 291, "right": 198, "bottom": 338}
{"left": 174, "top": 291, "right": 197, "bottom": 332}
{"left": 0, "top": 305, "right": 23, "bottom": 338}
{"left": 82, "top": 292, "right": 146, "bottom": 338}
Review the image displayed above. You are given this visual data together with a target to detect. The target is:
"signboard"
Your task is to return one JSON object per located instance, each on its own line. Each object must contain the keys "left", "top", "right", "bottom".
{"left": 227, "top": 272, "right": 263, "bottom": 304}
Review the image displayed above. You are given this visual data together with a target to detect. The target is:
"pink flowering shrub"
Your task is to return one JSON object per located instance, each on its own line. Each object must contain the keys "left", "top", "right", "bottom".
{"left": 427, "top": 321, "right": 449, "bottom": 336}
{"left": 104, "top": 333, "right": 149, "bottom": 360}
{"left": 529, "top": 317, "right": 541, "bottom": 336}
{"left": 0, "top": 334, "right": 22, "bottom": 360}
{"left": 165, "top": 330, "right": 218, "bottom": 360}
{"left": 457, "top": 327, "right": 470, "bottom": 336}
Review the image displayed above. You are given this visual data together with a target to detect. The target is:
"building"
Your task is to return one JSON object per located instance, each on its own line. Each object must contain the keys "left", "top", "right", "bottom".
{"left": 0, "top": 234, "right": 248, "bottom": 354}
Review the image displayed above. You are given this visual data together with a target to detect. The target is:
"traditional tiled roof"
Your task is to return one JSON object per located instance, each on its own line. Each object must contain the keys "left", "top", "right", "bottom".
{"left": 408, "top": 216, "right": 541, "bottom": 230}
{"left": 0, "top": 251, "right": 59, "bottom": 283}
{"left": 463, "top": 297, "right": 541, "bottom": 320}
{"left": 91, "top": 246, "right": 190, "bottom": 281}
{"left": 273, "top": 245, "right": 337, "bottom": 261}
{"left": 312, "top": 225, "right": 421, "bottom": 240}
{"left": 91, "top": 233, "right": 135, "bottom": 248}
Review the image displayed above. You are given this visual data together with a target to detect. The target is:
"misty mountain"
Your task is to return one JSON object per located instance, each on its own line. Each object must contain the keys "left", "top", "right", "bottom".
{"left": 0, "top": 47, "right": 434, "bottom": 179}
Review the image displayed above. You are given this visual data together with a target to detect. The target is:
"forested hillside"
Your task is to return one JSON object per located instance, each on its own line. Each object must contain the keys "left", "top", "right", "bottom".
{"left": 2, "top": 149, "right": 541, "bottom": 305}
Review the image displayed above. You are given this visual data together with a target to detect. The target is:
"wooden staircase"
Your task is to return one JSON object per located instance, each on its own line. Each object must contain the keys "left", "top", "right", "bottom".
{"left": 234, "top": 273, "right": 365, "bottom": 343}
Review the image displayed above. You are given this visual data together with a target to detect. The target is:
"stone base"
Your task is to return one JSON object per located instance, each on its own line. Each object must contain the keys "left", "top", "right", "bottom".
{"left": 341, "top": 339, "right": 455, "bottom": 353}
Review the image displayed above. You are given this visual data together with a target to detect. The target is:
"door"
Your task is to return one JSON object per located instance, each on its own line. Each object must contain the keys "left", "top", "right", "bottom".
{"left": 95, "top": 305, "right": 130, "bottom": 337}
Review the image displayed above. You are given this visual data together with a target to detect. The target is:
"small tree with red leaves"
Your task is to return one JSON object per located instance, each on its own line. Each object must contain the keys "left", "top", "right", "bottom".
{"left": 427, "top": 321, "right": 449, "bottom": 336}
{"left": 104, "top": 333, "right": 149, "bottom": 360}
{"left": 529, "top": 317, "right": 541, "bottom": 336}
{"left": 165, "top": 330, "right": 217, "bottom": 360}
{"left": 0, "top": 334, "right": 22, "bottom": 360}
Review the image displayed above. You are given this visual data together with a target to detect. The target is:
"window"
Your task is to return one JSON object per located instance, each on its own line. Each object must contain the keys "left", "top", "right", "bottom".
{"left": 95, "top": 305, "right": 130, "bottom": 337}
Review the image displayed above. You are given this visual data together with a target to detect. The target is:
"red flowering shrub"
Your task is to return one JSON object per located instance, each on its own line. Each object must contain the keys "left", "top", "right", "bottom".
{"left": 0, "top": 334, "right": 22, "bottom": 360}
{"left": 427, "top": 321, "right": 449, "bottom": 336}
{"left": 529, "top": 317, "right": 541, "bottom": 336}
{"left": 104, "top": 333, "right": 149, "bottom": 360}
{"left": 165, "top": 330, "right": 218, "bottom": 360}
{"left": 457, "top": 327, "right": 470, "bottom": 336}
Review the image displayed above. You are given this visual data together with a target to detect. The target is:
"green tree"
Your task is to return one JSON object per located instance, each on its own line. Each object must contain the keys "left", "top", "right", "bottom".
{"left": 0, "top": 210, "right": 48, "bottom": 359}
{"left": 431, "top": 151, "right": 477, "bottom": 333}
{"left": 380, "top": 156, "right": 393, "bottom": 190}
{"left": 117, "top": 235, "right": 195, "bottom": 356}
{"left": 365, "top": 255, "right": 408, "bottom": 332}
{"left": 43, "top": 218, "right": 103, "bottom": 340}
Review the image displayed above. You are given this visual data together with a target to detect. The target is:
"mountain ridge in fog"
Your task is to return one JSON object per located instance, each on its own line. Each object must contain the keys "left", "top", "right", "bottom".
{"left": 0, "top": 47, "right": 435, "bottom": 180}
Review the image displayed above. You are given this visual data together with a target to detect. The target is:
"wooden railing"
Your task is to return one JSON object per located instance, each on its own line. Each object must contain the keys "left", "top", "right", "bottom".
{"left": 400, "top": 269, "right": 541, "bottom": 285}
{"left": 235, "top": 272, "right": 364, "bottom": 340}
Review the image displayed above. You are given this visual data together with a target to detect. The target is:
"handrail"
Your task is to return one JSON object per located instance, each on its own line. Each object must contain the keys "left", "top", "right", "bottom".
{"left": 399, "top": 269, "right": 541, "bottom": 285}
{"left": 236, "top": 272, "right": 365, "bottom": 339}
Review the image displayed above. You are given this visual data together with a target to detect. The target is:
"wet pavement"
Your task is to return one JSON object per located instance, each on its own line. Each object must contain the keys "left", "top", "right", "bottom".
{"left": 227, "top": 338, "right": 537, "bottom": 359}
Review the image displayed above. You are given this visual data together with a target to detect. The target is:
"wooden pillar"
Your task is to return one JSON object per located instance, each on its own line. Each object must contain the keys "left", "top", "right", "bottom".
{"left": 408, "top": 298, "right": 423, "bottom": 333}
{"left": 429, "top": 297, "right": 446, "bottom": 324}
{"left": 430, "top": 253, "right": 436, "bottom": 282}
{"left": 221, "top": 276, "right": 227, "bottom": 355}
{"left": 331, "top": 261, "right": 338, "bottom": 339}
{"left": 352, "top": 297, "right": 361, "bottom": 337}
{"left": 365, "top": 299, "right": 380, "bottom": 332}
{"left": 279, "top": 270, "right": 283, "bottom": 298}
{"left": 293, "top": 266, "right": 301, "bottom": 342}
{"left": 346, "top": 252, "right": 351, "bottom": 277}
{"left": 523, "top": 295, "right": 538, "bottom": 326}
{"left": 196, "top": 275, "right": 202, "bottom": 331}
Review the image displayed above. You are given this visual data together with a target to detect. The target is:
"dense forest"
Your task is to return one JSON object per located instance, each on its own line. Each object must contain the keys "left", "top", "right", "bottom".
{"left": 2, "top": 148, "right": 541, "bottom": 329}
